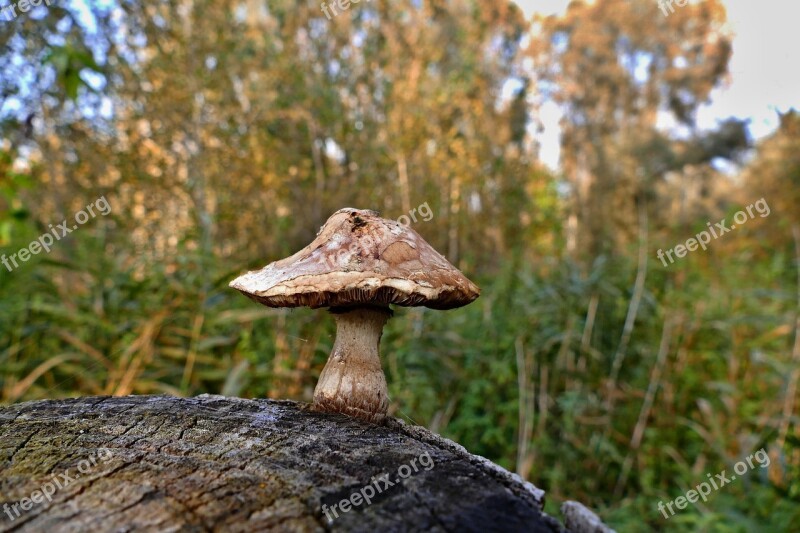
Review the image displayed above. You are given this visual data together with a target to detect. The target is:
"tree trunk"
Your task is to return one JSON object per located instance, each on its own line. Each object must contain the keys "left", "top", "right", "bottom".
{"left": 0, "top": 395, "right": 576, "bottom": 532}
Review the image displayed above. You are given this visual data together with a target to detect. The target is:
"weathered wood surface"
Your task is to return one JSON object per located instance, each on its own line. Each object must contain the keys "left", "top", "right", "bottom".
{"left": 0, "top": 395, "right": 567, "bottom": 532}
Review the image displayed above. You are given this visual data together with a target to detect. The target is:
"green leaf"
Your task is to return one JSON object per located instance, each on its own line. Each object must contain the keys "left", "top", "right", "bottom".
{"left": 64, "top": 72, "right": 80, "bottom": 100}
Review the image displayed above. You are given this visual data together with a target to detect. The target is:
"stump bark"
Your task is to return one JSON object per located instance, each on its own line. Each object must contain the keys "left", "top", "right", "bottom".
{"left": 0, "top": 395, "right": 567, "bottom": 532}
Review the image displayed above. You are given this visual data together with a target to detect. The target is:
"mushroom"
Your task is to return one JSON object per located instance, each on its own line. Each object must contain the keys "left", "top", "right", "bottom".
{"left": 229, "top": 208, "right": 480, "bottom": 423}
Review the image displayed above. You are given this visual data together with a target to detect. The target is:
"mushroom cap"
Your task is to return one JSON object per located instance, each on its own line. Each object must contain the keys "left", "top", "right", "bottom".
{"left": 230, "top": 208, "right": 480, "bottom": 310}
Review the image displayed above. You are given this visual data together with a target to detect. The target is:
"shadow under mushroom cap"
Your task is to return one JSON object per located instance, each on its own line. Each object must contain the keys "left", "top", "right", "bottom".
{"left": 230, "top": 208, "right": 480, "bottom": 310}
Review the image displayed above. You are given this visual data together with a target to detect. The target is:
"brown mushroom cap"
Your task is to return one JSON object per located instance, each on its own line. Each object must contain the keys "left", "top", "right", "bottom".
{"left": 230, "top": 208, "right": 480, "bottom": 310}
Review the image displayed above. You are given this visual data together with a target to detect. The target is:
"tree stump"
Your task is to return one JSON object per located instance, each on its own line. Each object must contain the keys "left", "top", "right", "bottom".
{"left": 0, "top": 395, "right": 576, "bottom": 532}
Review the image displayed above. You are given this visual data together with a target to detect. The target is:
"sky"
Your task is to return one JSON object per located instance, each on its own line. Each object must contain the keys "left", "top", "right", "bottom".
{"left": 512, "top": 0, "right": 800, "bottom": 169}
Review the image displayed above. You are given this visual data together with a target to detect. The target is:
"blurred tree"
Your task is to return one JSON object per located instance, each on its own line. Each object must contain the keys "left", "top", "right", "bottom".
{"left": 528, "top": 0, "right": 748, "bottom": 260}
{"left": 0, "top": 0, "right": 557, "bottom": 276}
{"left": 742, "top": 110, "right": 800, "bottom": 235}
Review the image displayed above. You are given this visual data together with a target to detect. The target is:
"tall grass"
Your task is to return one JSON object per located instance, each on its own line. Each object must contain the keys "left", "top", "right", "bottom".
{"left": 1, "top": 227, "right": 798, "bottom": 532}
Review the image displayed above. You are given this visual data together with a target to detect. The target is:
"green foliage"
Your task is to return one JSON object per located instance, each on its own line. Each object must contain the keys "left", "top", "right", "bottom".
{"left": 42, "top": 43, "right": 102, "bottom": 101}
{"left": 0, "top": 148, "right": 34, "bottom": 246}
{"left": 5, "top": 222, "right": 798, "bottom": 531}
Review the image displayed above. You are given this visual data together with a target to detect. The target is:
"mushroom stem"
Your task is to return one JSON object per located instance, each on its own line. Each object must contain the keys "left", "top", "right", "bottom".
{"left": 313, "top": 306, "right": 391, "bottom": 423}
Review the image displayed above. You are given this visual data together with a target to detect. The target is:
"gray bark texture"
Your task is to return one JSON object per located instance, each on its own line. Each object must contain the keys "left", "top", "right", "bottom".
{"left": 0, "top": 395, "right": 585, "bottom": 533}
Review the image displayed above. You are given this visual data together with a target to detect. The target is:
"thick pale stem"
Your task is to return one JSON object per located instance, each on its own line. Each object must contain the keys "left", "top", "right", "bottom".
{"left": 313, "top": 307, "right": 391, "bottom": 423}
